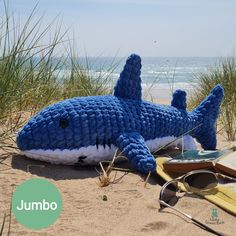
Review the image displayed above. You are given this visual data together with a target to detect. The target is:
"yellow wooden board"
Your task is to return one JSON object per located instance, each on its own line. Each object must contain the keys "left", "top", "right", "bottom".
{"left": 156, "top": 157, "right": 236, "bottom": 216}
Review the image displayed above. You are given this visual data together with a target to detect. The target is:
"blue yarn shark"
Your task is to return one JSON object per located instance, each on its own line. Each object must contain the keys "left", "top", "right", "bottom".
{"left": 16, "top": 54, "right": 224, "bottom": 173}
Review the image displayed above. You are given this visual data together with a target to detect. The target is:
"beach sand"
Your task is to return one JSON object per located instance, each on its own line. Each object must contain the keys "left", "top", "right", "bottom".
{"left": 0, "top": 134, "right": 235, "bottom": 236}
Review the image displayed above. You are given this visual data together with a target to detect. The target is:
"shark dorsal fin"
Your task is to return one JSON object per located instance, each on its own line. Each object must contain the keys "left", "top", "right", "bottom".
{"left": 171, "top": 89, "right": 187, "bottom": 110}
{"left": 114, "top": 54, "right": 142, "bottom": 100}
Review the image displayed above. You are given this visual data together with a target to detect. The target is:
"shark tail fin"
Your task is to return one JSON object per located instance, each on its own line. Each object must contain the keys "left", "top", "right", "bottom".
{"left": 192, "top": 84, "right": 224, "bottom": 150}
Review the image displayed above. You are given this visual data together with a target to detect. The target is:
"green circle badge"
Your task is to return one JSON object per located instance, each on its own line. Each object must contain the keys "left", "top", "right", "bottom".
{"left": 12, "top": 178, "right": 62, "bottom": 230}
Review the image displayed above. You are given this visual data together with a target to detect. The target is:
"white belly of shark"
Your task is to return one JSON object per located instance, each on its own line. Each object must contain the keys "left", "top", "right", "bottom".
{"left": 20, "top": 135, "right": 196, "bottom": 165}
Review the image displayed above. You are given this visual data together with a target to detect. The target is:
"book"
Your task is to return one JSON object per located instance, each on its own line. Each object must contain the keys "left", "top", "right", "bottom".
{"left": 162, "top": 149, "right": 236, "bottom": 177}
{"left": 215, "top": 152, "right": 236, "bottom": 177}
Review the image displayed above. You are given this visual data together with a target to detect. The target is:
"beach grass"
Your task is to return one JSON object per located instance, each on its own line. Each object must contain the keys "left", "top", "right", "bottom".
{"left": 189, "top": 57, "right": 236, "bottom": 141}
{"left": 0, "top": 1, "right": 114, "bottom": 149}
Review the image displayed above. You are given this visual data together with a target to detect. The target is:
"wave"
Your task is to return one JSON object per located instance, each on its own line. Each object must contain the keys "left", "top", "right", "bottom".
{"left": 52, "top": 57, "right": 218, "bottom": 89}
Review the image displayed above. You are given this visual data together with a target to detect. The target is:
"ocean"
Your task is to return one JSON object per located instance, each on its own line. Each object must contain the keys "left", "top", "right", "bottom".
{"left": 60, "top": 57, "right": 224, "bottom": 100}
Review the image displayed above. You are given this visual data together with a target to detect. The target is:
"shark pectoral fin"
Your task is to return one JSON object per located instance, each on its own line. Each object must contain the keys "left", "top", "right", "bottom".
{"left": 116, "top": 132, "right": 156, "bottom": 174}
{"left": 114, "top": 54, "right": 142, "bottom": 100}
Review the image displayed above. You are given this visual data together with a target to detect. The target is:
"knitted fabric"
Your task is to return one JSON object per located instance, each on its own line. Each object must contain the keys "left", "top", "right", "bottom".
{"left": 192, "top": 84, "right": 224, "bottom": 150}
{"left": 116, "top": 132, "right": 156, "bottom": 173}
{"left": 16, "top": 54, "right": 224, "bottom": 174}
{"left": 114, "top": 54, "right": 142, "bottom": 100}
{"left": 171, "top": 89, "right": 187, "bottom": 110}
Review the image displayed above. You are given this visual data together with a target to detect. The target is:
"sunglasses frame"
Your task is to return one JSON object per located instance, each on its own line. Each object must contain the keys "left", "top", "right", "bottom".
{"left": 159, "top": 169, "right": 236, "bottom": 209}
{"left": 178, "top": 169, "right": 218, "bottom": 191}
{"left": 158, "top": 169, "right": 233, "bottom": 236}
{"left": 159, "top": 169, "right": 220, "bottom": 209}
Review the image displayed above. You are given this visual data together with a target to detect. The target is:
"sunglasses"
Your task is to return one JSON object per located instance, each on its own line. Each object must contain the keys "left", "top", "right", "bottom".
{"left": 159, "top": 169, "right": 236, "bottom": 236}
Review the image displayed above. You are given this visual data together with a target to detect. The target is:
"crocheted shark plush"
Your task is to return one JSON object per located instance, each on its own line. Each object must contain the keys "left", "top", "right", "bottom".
{"left": 16, "top": 54, "right": 224, "bottom": 174}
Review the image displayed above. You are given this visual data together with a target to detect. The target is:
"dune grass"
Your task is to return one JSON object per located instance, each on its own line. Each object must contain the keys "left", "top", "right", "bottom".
{"left": 189, "top": 57, "right": 236, "bottom": 141}
{"left": 0, "top": 1, "right": 117, "bottom": 150}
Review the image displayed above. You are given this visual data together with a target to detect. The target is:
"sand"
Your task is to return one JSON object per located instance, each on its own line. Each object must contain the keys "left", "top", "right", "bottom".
{"left": 0, "top": 133, "right": 235, "bottom": 236}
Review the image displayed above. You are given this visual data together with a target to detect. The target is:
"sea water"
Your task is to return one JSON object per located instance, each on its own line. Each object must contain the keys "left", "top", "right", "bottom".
{"left": 56, "top": 57, "right": 224, "bottom": 100}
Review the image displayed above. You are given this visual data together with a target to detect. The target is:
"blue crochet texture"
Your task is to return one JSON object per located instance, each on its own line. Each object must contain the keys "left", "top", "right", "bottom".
{"left": 17, "top": 54, "right": 224, "bottom": 174}
{"left": 171, "top": 90, "right": 187, "bottom": 110}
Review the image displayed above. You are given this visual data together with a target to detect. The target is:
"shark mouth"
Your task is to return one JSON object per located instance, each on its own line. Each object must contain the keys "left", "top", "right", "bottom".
{"left": 20, "top": 136, "right": 196, "bottom": 165}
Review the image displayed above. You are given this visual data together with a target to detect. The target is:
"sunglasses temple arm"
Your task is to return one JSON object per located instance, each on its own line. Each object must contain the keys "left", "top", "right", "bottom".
{"left": 191, "top": 218, "right": 225, "bottom": 236}
{"left": 159, "top": 200, "right": 224, "bottom": 236}
{"left": 216, "top": 173, "right": 236, "bottom": 181}
{"left": 159, "top": 200, "right": 192, "bottom": 219}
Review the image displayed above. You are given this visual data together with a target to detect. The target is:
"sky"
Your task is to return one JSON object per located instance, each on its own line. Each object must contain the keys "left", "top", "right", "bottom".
{"left": 2, "top": 0, "right": 236, "bottom": 57}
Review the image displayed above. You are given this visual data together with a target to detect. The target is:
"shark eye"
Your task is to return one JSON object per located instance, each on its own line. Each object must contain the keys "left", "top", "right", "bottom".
{"left": 59, "top": 118, "right": 69, "bottom": 128}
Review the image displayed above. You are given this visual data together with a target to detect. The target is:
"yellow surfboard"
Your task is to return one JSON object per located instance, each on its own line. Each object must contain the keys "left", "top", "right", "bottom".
{"left": 156, "top": 157, "right": 236, "bottom": 216}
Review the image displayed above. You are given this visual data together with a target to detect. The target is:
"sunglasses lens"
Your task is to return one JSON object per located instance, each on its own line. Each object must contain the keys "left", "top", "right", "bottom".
{"left": 184, "top": 172, "right": 217, "bottom": 190}
{"left": 160, "top": 181, "right": 179, "bottom": 209}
